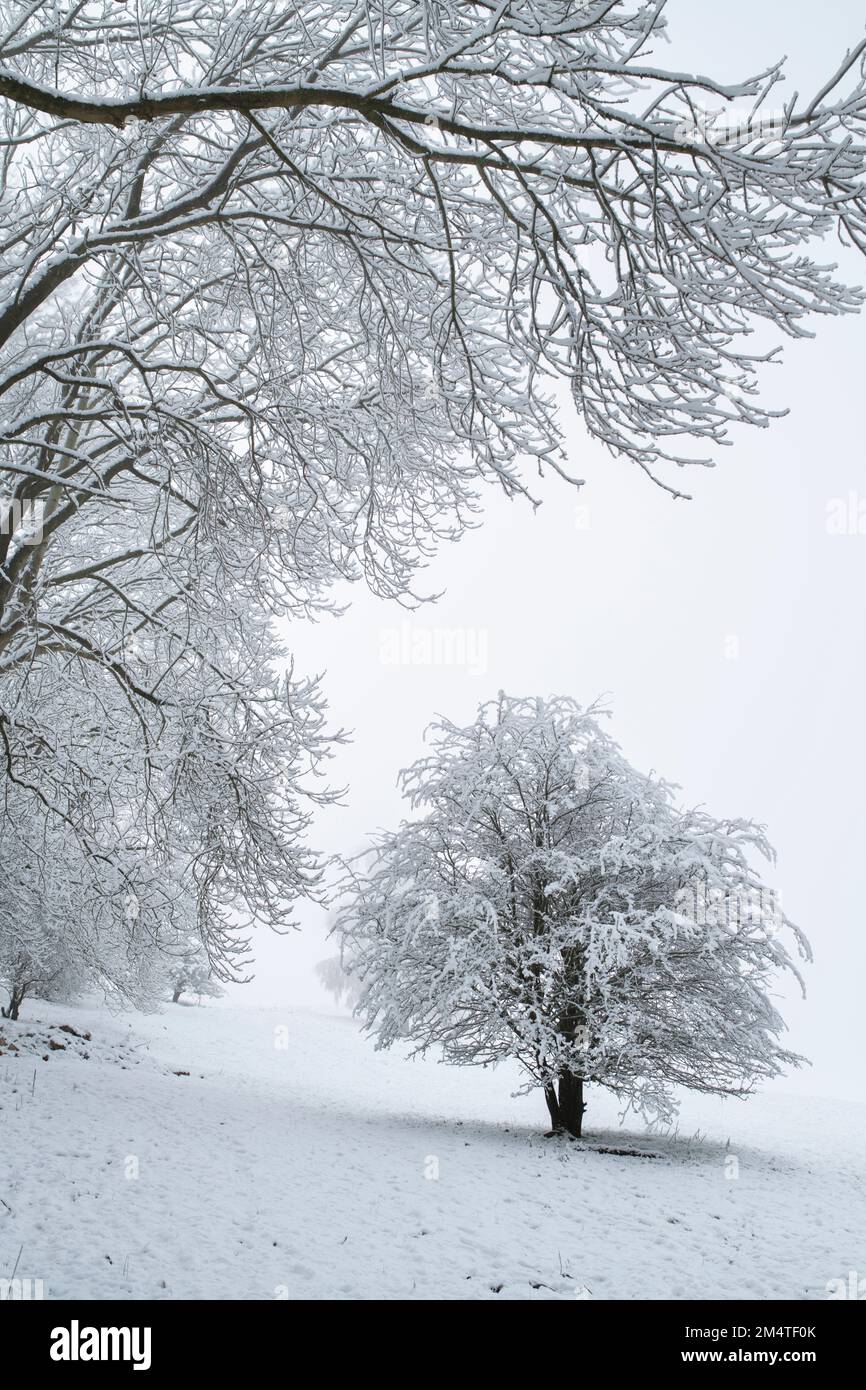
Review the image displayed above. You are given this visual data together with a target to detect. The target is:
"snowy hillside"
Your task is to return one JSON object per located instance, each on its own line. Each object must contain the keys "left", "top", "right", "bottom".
{"left": 1, "top": 1000, "right": 863, "bottom": 1301}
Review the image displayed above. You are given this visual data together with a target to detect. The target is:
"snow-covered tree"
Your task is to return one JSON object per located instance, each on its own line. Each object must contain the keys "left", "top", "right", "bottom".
{"left": 0, "top": 3, "right": 864, "bottom": 971}
{"left": 336, "top": 695, "right": 811, "bottom": 1136}
{"left": 315, "top": 953, "right": 363, "bottom": 1010}
{"left": 165, "top": 940, "right": 224, "bottom": 1004}
{"left": 0, "top": 922, "right": 81, "bottom": 1020}
{"left": 0, "top": 573, "right": 334, "bottom": 982}
{"left": 0, "top": 758, "right": 221, "bottom": 1016}
{"left": 0, "top": 832, "right": 133, "bottom": 1019}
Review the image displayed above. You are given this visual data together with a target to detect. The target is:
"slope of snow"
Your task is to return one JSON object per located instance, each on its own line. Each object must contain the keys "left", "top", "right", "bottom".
{"left": 1, "top": 999, "right": 863, "bottom": 1301}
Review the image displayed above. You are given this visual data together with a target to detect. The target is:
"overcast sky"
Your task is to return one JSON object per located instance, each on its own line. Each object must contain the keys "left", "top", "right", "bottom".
{"left": 228, "top": 0, "right": 866, "bottom": 1106}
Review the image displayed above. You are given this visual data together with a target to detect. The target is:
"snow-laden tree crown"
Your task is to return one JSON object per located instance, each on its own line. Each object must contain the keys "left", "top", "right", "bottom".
{"left": 337, "top": 695, "right": 811, "bottom": 1131}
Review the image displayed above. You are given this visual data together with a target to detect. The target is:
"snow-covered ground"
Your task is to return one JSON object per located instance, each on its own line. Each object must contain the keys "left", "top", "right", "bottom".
{"left": 1, "top": 999, "right": 863, "bottom": 1301}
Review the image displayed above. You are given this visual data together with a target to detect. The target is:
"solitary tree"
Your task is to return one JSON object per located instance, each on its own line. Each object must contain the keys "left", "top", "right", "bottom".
{"left": 0, "top": 928, "right": 86, "bottom": 1020}
{"left": 165, "top": 940, "right": 225, "bottom": 1004}
{"left": 337, "top": 695, "right": 810, "bottom": 1136}
{"left": 0, "top": 2, "right": 864, "bottom": 967}
{"left": 315, "top": 953, "right": 363, "bottom": 1010}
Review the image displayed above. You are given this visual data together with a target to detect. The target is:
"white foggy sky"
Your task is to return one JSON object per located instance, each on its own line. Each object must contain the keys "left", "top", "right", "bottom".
{"left": 229, "top": 0, "right": 866, "bottom": 1105}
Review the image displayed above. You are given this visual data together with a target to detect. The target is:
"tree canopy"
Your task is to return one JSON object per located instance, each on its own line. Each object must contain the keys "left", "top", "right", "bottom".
{"left": 337, "top": 694, "right": 810, "bottom": 1133}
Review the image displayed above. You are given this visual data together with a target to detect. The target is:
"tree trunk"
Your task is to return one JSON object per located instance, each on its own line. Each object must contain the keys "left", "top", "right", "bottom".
{"left": 557, "top": 1070, "right": 586, "bottom": 1138}
{"left": 172, "top": 986, "right": 182, "bottom": 1003}
{"left": 2, "top": 984, "right": 26, "bottom": 1021}
{"left": 544, "top": 1082, "right": 561, "bottom": 1133}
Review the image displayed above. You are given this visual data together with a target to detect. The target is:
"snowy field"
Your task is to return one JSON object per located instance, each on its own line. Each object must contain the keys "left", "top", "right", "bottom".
{"left": 1, "top": 999, "right": 863, "bottom": 1301}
